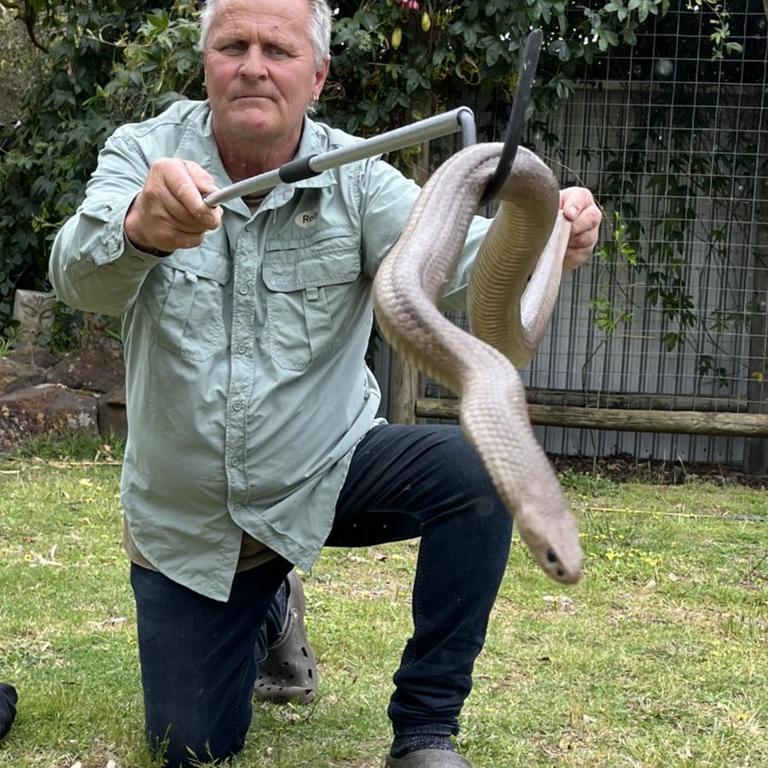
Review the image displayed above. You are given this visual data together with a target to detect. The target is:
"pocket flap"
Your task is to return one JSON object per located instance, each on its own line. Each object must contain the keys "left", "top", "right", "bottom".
{"left": 162, "top": 233, "right": 231, "bottom": 285}
{"left": 263, "top": 250, "right": 361, "bottom": 292}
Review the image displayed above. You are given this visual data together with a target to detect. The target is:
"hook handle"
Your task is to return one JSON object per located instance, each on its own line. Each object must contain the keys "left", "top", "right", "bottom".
{"left": 479, "top": 29, "right": 544, "bottom": 206}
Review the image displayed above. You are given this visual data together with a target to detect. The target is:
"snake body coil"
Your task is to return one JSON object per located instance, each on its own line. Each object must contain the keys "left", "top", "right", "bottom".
{"left": 373, "top": 143, "right": 583, "bottom": 584}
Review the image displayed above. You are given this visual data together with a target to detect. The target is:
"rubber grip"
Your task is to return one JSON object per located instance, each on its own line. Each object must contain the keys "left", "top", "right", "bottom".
{"left": 279, "top": 156, "right": 320, "bottom": 184}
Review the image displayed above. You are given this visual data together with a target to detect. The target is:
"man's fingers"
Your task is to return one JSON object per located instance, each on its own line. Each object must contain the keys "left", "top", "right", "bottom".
{"left": 559, "top": 186, "right": 602, "bottom": 268}
{"left": 145, "top": 158, "right": 220, "bottom": 228}
{"left": 563, "top": 248, "right": 593, "bottom": 272}
{"left": 161, "top": 160, "right": 221, "bottom": 228}
{"left": 124, "top": 158, "right": 224, "bottom": 253}
{"left": 132, "top": 193, "right": 214, "bottom": 236}
{"left": 567, "top": 225, "right": 599, "bottom": 246}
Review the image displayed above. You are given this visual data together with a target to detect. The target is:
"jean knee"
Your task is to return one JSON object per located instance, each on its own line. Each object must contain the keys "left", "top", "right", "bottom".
{"left": 446, "top": 431, "right": 508, "bottom": 501}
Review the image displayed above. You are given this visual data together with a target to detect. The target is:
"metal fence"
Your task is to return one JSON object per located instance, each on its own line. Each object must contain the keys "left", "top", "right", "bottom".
{"left": 386, "top": 2, "right": 768, "bottom": 472}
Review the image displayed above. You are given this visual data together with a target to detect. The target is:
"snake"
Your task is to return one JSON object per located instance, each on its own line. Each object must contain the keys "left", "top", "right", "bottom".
{"left": 372, "top": 143, "right": 583, "bottom": 584}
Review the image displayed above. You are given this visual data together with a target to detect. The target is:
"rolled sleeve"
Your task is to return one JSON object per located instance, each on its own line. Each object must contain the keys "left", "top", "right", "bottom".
{"left": 49, "top": 135, "right": 165, "bottom": 316}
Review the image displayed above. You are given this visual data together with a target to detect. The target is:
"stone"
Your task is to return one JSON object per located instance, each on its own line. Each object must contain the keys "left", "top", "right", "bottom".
{"left": 0, "top": 383, "right": 99, "bottom": 453}
{"left": 0, "top": 358, "right": 46, "bottom": 394}
{"left": 98, "top": 385, "right": 127, "bottom": 440}
{"left": 45, "top": 337, "right": 125, "bottom": 394}
{"left": 6, "top": 344, "right": 60, "bottom": 370}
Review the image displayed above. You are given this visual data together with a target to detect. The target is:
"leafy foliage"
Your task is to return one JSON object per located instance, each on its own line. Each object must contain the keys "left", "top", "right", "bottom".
{"left": 0, "top": 0, "right": 190, "bottom": 328}
{"left": 0, "top": 11, "right": 41, "bottom": 122}
{"left": 0, "top": 0, "right": 748, "bottom": 354}
{"left": 321, "top": 0, "right": 673, "bottom": 137}
{"left": 592, "top": 1, "right": 767, "bottom": 387}
{"left": 0, "top": 0, "right": 673, "bottom": 333}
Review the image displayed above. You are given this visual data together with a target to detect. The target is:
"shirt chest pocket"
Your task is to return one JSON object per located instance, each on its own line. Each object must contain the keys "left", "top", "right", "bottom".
{"left": 262, "top": 233, "right": 362, "bottom": 371}
{"left": 148, "top": 249, "right": 231, "bottom": 362}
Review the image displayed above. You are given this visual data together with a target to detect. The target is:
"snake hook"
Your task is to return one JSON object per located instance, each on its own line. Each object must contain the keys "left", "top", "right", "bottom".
{"left": 480, "top": 28, "right": 544, "bottom": 206}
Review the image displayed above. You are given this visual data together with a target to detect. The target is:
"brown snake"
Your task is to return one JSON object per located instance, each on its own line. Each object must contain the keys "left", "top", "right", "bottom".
{"left": 372, "top": 143, "right": 583, "bottom": 584}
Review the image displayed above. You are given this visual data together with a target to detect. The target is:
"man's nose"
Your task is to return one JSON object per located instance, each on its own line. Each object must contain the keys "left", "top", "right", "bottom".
{"left": 239, "top": 45, "right": 268, "bottom": 79}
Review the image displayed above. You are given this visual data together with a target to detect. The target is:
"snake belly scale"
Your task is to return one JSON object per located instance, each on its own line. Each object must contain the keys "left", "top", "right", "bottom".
{"left": 372, "top": 142, "right": 583, "bottom": 584}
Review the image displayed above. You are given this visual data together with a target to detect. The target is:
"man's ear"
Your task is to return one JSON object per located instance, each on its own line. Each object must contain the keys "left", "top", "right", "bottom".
{"left": 314, "top": 56, "right": 331, "bottom": 94}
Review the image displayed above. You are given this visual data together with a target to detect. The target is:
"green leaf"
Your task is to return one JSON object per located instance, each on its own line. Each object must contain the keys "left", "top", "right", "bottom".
{"left": 664, "top": 332, "right": 679, "bottom": 351}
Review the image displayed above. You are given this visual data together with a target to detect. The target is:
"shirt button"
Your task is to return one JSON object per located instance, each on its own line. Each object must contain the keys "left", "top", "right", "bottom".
{"left": 232, "top": 401, "right": 243, "bottom": 411}
{"left": 230, "top": 457, "right": 240, "bottom": 467}
{"left": 238, "top": 284, "right": 250, "bottom": 295}
{"left": 236, "top": 344, "right": 248, "bottom": 355}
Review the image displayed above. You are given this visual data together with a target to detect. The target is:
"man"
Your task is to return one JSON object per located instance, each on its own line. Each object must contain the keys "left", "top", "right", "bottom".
{"left": 49, "top": 0, "right": 602, "bottom": 765}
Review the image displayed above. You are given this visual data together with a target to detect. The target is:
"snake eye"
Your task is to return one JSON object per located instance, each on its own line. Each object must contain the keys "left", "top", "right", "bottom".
{"left": 546, "top": 548, "right": 559, "bottom": 563}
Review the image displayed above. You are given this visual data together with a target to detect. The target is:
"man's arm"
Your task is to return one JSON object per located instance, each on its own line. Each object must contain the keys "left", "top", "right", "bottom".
{"left": 49, "top": 135, "right": 221, "bottom": 317}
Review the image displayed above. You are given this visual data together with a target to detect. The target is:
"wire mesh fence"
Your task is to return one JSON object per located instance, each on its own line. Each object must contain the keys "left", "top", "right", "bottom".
{"left": 401, "top": 2, "right": 768, "bottom": 471}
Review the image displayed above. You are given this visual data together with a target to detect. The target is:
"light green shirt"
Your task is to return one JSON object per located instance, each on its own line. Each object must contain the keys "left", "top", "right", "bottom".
{"left": 49, "top": 100, "right": 491, "bottom": 601}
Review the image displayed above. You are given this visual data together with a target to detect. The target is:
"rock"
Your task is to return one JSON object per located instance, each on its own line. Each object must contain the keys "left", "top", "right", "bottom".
{"left": 45, "top": 337, "right": 125, "bottom": 394}
{"left": 0, "top": 383, "right": 99, "bottom": 452}
{"left": 6, "top": 344, "right": 61, "bottom": 370}
{"left": 0, "top": 358, "right": 46, "bottom": 394}
{"left": 98, "top": 385, "right": 127, "bottom": 440}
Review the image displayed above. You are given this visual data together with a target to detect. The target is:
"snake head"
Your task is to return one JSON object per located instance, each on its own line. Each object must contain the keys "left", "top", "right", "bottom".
{"left": 508, "top": 476, "right": 583, "bottom": 584}
{"left": 518, "top": 507, "right": 583, "bottom": 584}
{"left": 543, "top": 544, "right": 582, "bottom": 584}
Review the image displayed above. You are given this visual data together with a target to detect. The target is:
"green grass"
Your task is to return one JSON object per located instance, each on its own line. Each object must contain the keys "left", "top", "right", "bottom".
{"left": 0, "top": 441, "right": 766, "bottom": 767}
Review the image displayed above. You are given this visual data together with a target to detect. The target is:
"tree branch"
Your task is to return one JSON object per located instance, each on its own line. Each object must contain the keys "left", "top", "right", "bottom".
{"left": 0, "top": 0, "right": 49, "bottom": 52}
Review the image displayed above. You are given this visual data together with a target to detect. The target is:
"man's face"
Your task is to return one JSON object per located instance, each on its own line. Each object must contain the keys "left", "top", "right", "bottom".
{"left": 203, "top": 0, "right": 329, "bottom": 150}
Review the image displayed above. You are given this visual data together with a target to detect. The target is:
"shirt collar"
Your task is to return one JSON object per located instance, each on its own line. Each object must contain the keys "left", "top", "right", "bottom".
{"left": 258, "top": 117, "right": 337, "bottom": 213}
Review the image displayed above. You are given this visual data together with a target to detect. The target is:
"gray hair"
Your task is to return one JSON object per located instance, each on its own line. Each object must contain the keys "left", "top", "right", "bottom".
{"left": 198, "top": 0, "right": 332, "bottom": 68}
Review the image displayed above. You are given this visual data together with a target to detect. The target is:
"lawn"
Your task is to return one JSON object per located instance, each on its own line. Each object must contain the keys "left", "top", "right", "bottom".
{"left": 0, "top": 437, "right": 766, "bottom": 768}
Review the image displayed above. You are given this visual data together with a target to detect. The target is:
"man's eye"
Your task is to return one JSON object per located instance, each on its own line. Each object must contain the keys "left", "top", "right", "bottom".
{"left": 264, "top": 44, "right": 291, "bottom": 58}
{"left": 219, "top": 42, "right": 247, "bottom": 54}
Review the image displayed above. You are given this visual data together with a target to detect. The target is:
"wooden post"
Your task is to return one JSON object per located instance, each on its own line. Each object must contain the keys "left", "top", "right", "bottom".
{"left": 388, "top": 350, "right": 419, "bottom": 425}
{"left": 743, "top": 144, "right": 768, "bottom": 474}
{"left": 386, "top": 135, "right": 432, "bottom": 425}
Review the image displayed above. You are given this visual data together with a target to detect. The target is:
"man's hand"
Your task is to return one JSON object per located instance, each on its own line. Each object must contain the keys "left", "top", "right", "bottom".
{"left": 559, "top": 187, "right": 602, "bottom": 271}
{"left": 124, "top": 159, "right": 223, "bottom": 255}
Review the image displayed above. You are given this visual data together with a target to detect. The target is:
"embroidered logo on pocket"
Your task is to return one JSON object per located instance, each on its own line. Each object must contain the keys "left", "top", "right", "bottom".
{"left": 295, "top": 209, "right": 318, "bottom": 229}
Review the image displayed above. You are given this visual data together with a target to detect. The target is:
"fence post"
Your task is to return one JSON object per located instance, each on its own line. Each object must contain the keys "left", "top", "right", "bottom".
{"left": 744, "top": 168, "right": 768, "bottom": 475}
{"left": 386, "top": 135, "right": 432, "bottom": 425}
{"left": 388, "top": 350, "right": 418, "bottom": 425}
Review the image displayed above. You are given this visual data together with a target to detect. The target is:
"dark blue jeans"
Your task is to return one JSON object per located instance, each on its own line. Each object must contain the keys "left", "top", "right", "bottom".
{"left": 131, "top": 424, "right": 512, "bottom": 767}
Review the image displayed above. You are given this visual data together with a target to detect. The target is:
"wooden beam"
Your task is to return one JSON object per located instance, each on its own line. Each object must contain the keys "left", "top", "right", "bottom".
{"left": 389, "top": 352, "right": 418, "bottom": 425}
{"left": 415, "top": 398, "right": 768, "bottom": 437}
{"left": 423, "top": 386, "right": 749, "bottom": 413}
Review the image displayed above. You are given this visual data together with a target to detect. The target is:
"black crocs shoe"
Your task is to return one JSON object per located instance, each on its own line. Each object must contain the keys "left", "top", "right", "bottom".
{"left": 0, "top": 683, "right": 18, "bottom": 741}
{"left": 254, "top": 571, "right": 317, "bottom": 704}
{"left": 385, "top": 749, "right": 473, "bottom": 767}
